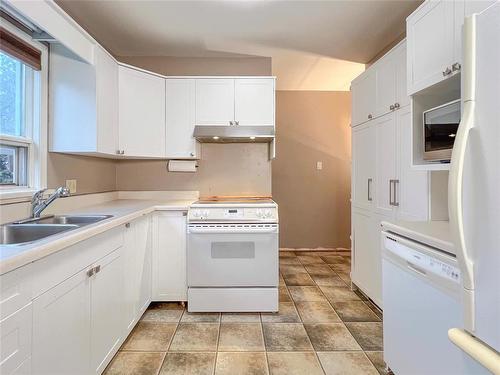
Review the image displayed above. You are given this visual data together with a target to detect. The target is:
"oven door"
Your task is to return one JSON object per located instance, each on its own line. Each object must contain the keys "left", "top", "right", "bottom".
{"left": 187, "top": 223, "right": 279, "bottom": 287}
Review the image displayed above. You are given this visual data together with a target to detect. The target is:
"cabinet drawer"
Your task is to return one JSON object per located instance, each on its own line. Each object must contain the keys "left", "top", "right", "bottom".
{"left": 32, "top": 226, "right": 124, "bottom": 297}
{"left": 0, "top": 303, "right": 32, "bottom": 375}
{"left": 0, "top": 265, "right": 32, "bottom": 321}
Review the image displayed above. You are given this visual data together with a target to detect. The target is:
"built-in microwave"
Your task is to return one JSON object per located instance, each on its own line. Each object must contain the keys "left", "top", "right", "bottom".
{"left": 423, "top": 99, "right": 461, "bottom": 162}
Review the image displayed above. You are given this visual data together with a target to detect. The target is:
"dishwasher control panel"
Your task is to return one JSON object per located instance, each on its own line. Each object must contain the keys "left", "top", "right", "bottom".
{"left": 383, "top": 234, "right": 461, "bottom": 283}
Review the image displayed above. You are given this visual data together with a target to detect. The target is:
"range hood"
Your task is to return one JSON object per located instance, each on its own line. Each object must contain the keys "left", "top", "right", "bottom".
{"left": 193, "top": 125, "right": 275, "bottom": 143}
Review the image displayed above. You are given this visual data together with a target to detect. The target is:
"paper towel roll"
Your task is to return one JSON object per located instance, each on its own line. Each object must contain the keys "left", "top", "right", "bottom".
{"left": 167, "top": 160, "right": 197, "bottom": 172}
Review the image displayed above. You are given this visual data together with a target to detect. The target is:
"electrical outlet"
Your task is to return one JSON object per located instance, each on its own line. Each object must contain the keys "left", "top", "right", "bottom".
{"left": 66, "top": 179, "right": 77, "bottom": 193}
{"left": 316, "top": 161, "right": 323, "bottom": 170}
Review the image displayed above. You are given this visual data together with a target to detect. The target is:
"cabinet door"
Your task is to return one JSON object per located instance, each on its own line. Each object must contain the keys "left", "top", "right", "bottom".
{"left": 32, "top": 268, "right": 91, "bottom": 375}
{"left": 374, "top": 113, "right": 397, "bottom": 217}
{"left": 95, "top": 47, "right": 119, "bottom": 155}
{"left": 123, "top": 216, "right": 152, "bottom": 331}
{"left": 234, "top": 78, "right": 275, "bottom": 126}
{"left": 375, "top": 53, "right": 397, "bottom": 117}
{"left": 91, "top": 248, "right": 124, "bottom": 374}
{"left": 165, "top": 79, "right": 198, "bottom": 158}
{"left": 152, "top": 211, "right": 187, "bottom": 301}
{"left": 352, "top": 123, "right": 376, "bottom": 210}
{"left": 195, "top": 79, "right": 235, "bottom": 126}
{"left": 0, "top": 304, "right": 32, "bottom": 375}
{"left": 351, "top": 69, "right": 376, "bottom": 126}
{"left": 351, "top": 209, "right": 379, "bottom": 303}
{"left": 407, "top": 0, "right": 455, "bottom": 94}
{"left": 395, "top": 42, "right": 410, "bottom": 109}
{"left": 118, "top": 66, "right": 166, "bottom": 157}
{"left": 396, "top": 107, "right": 429, "bottom": 221}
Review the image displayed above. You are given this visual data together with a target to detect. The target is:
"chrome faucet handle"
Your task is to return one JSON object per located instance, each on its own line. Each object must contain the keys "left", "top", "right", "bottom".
{"left": 31, "top": 189, "right": 47, "bottom": 204}
{"left": 55, "top": 186, "right": 71, "bottom": 197}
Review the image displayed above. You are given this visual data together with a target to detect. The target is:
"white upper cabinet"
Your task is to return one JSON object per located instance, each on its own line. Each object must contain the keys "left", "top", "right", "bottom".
{"left": 50, "top": 45, "right": 119, "bottom": 156}
{"left": 395, "top": 43, "right": 410, "bottom": 109}
{"left": 165, "top": 79, "right": 199, "bottom": 159}
{"left": 195, "top": 78, "right": 276, "bottom": 127}
{"left": 407, "top": 0, "right": 463, "bottom": 95}
{"left": 351, "top": 69, "right": 376, "bottom": 126}
{"left": 375, "top": 53, "right": 397, "bottom": 118}
{"left": 118, "top": 66, "right": 166, "bottom": 157}
{"left": 234, "top": 78, "right": 275, "bottom": 126}
{"left": 195, "top": 79, "right": 235, "bottom": 126}
{"left": 95, "top": 47, "right": 119, "bottom": 155}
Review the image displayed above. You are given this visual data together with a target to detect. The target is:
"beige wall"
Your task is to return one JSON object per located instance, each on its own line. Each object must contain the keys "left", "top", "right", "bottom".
{"left": 272, "top": 91, "right": 352, "bottom": 249}
{"left": 116, "top": 143, "right": 271, "bottom": 196}
{"left": 47, "top": 153, "right": 116, "bottom": 194}
{"left": 118, "top": 56, "right": 272, "bottom": 76}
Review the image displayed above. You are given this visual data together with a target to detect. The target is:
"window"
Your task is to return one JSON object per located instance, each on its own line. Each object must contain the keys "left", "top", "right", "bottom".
{"left": 0, "top": 24, "right": 47, "bottom": 197}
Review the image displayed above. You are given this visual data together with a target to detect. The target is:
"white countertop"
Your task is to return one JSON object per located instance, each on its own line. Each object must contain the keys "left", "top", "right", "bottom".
{"left": 381, "top": 220, "right": 456, "bottom": 256}
{"left": 0, "top": 198, "right": 195, "bottom": 275}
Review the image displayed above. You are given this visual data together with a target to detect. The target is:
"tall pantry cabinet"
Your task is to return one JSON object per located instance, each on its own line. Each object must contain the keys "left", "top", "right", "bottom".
{"left": 350, "top": 40, "right": 429, "bottom": 307}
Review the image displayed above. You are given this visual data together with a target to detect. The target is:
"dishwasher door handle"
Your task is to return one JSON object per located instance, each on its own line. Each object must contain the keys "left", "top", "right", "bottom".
{"left": 406, "top": 261, "right": 427, "bottom": 277}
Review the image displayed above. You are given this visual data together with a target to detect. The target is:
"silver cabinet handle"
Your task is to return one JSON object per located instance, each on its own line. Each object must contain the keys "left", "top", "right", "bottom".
{"left": 389, "top": 104, "right": 395, "bottom": 111}
{"left": 452, "top": 62, "right": 461, "bottom": 72}
{"left": 86, "top": 268, "right": 95, "bottom": 277}
{"left": 389, "top": 179, "right": 400, "bottom": 206}
{"left": 94, "top": 265, "right": 101, "bottom": 274}
{"left": 443, "top": 67, "right": 452, "bottom": 76}
{"left": 367, "top": 178, "right": 373, "bottom": 202}
{"left": 190, "top": 152, "right": 195, "bottom": 157}
{"left": 393, "top": 179, "right": 399, "bottom": 206}
{"left": 235, "top": 121, "right": 239, "bottom": 125}
{"left": 121, "top": 150, "right": 125, "bottom": 155}
{"left": 389, "top": 180, "right": 394, "bottom": 206}
{"left": 116, "top": 150, "right": 121, "bottom": 155}
{"left": 368, "top": 114, "right": 373, "bottom": 120}
{"left": 125, "top": 222, "right": 130, "bottom": 228}
{"left": 394, "top": 103, "right": 400, "bottom": 109}
{"left": 229, "top": 121, "right": 234, "bottom": 126}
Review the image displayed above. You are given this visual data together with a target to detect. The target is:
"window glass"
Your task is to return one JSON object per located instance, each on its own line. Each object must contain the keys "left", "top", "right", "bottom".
{"left": 0, "top": 51, "right": 26, "bottom": 137}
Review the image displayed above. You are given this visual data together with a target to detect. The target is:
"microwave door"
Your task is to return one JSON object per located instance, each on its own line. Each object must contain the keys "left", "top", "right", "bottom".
{"left": 424, "top": 100, "right": 461, "bottom": 161}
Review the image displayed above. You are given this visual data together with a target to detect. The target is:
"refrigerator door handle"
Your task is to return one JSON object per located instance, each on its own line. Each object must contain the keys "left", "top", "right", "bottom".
{"left": 448, "top": 328, "right": 500, "bottom": 374}
{"left": 448, "top": 16, "right": 476, "bottom": 293}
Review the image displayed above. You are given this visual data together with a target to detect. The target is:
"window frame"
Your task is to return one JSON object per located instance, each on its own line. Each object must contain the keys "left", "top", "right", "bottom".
{"left": 0, "top": 20, "right": 48, "bottom": 201}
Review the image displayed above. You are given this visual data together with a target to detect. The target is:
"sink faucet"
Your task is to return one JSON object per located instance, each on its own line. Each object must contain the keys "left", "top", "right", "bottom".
{"left": 31, "top": 187, "right": 71, "bottom": 218}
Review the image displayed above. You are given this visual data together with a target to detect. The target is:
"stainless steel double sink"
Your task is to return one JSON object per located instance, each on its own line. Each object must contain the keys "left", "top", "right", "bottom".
{"left": 0, "top": 215, "right": 113, "bottom": 245}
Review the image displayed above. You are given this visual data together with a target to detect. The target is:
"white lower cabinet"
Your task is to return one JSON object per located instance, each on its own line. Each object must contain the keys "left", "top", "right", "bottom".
{"left": 0, "top": 303, "right": 32, "bottom": 375}
{"left": 152, "top": 211, "right": 187, "bottom": 301}
{"left": 124, "top": 215, "right": 152, "bottom": 331}
{"left": 90, "top": 249, "right": 125, "bottom": 374}
{"left": 32, "top": 267, "right": 92, "bottom": 375}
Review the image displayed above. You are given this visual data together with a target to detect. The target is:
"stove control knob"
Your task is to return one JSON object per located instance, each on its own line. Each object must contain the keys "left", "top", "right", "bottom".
{"left": 191, "top": 210, "right": 202, "bottom": 218}
{"left": 202, "top": 210, "right": 210, "bottom": 218}
{"left": 264, "top": 210, "right": 273, "bottom": 219}
{"left": 256, "top": 209, "right": 264, "bottom": 219}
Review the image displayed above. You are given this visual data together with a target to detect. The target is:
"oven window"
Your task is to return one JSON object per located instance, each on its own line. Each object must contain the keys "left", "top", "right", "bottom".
{"left": 211, "top": 242, "right": 255, "bottom": 259}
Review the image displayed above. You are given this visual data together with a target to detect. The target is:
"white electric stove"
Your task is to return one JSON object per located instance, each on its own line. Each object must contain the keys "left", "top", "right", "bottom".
{"left": 187, "top": 197, "right": 279, "bottom": 312}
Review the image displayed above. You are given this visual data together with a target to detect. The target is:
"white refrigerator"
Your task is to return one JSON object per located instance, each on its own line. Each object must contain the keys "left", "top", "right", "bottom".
{"left": 448, "top": 2, "right": 500, "bottom": 373}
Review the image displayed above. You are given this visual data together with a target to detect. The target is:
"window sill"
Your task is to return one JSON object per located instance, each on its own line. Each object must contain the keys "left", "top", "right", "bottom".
{"left": 0, "top": 188, "right": 37, "bottom": 204}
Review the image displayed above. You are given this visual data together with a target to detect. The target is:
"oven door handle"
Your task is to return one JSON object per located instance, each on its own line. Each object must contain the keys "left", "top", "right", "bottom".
{"left": 188, "top": 226, "right": 278, "bottom": 234}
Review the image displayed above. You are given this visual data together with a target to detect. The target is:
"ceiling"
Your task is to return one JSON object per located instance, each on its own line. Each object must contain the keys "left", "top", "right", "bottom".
{"left": 56, "top": 0, "right": 422, "bottom": 90}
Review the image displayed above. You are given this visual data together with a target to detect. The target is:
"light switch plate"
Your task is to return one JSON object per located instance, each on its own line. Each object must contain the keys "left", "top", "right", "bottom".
{"left": 316, "top": 161, "right": 323, "bottom": 170}
{"left": 66, "top": 179, "right": 77, "bottom": 193}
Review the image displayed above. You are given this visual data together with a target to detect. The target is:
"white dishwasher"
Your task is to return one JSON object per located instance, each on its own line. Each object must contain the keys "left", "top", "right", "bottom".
{"left": 381, "top": 231, "right": 488, "bottom": 375}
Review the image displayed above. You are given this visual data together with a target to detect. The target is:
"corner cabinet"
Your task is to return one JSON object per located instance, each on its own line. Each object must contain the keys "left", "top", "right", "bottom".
{"left": 118, "top": 66, "right": 166, "bottom": 158}
{"left": 49, "top": 44, "right": 119, "bottom": 156}
{"left": 152, "top": 211, "right": 188, "bottom": 302}
{"left": 195, "top": 78, "right": 275, "bottom": 127}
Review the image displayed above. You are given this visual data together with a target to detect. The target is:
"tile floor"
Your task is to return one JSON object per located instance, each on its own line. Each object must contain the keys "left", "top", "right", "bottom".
{"left": 104, "top": 250, "right": 386, "bottom": 375}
